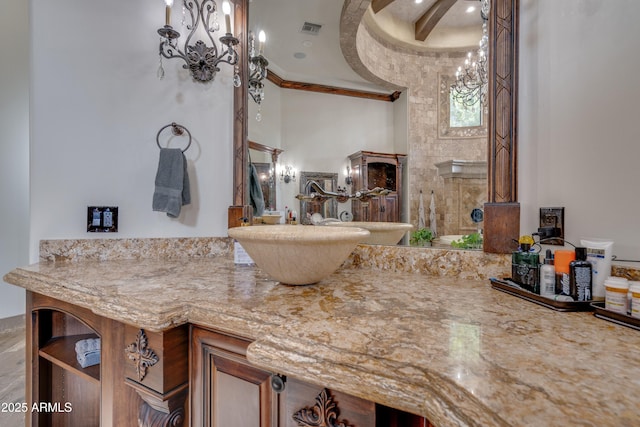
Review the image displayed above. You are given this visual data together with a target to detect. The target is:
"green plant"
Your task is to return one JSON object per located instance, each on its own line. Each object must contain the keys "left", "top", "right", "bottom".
{"left": 410, "top": 228, "right": 434, "bottom": 246}
{"left": 451, "top": 232, "right": 483, "bottom": 249}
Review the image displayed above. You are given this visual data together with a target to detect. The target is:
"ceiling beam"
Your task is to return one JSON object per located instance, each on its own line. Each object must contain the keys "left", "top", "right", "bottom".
{"left": 371, "top": 0, "right": 396, "bottom": 14}
{"left": 414, "top": 0, "right": 457, "bottom": 41}
{"left": 266, "top": 70, "right": 401, "bottom": 102}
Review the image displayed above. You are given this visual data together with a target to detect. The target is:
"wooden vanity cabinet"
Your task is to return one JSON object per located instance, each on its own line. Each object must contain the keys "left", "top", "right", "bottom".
{"left": 349, "top": 151, "right": 406, "bottom": 223}
{"left": 191, "top": 326, "right": 430, "bottom": 427}
{"left": 28, "top": 292, "right": 190, "bottom": 427}
{"left": 27, "top": 292, "right": 141, "bottom": 427}
{"left": 27, "top": 292, "right": 428, "bottom": 427}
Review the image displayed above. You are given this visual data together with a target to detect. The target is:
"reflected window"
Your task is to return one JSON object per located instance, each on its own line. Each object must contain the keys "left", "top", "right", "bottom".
{"left": 449, "top": 92, "right": 482, "bottom": 128}
{"left": 438, "top": 73, "right": 487, "bottom": 139}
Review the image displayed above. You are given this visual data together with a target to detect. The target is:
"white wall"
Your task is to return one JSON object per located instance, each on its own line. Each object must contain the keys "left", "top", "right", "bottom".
{"left": 277, "top": 89, "right": 396, "bottom": 216}
{"left": 519, "top": 0, "right": 640, "bottom": 259}
{"left": 0, "top": 0, "right": 30, "bottom": 319}
{"left": 248, "top": 80, "right": 283, "bottom": 149}
{"left": 28, "top": 0, "right": 235, "bottom": 262}
{"left": 393, "top": 92, "right": 409, "bottom": 221}
{"left": 249, "top": 82, "right": 397, "bottom": 217}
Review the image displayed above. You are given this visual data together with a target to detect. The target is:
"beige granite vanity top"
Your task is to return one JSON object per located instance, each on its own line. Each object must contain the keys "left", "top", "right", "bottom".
{"left": 5, "top": 256, "right": 640, "bottom": 427}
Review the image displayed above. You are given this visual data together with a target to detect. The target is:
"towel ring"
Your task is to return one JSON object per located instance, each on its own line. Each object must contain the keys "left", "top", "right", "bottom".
{"left": 156, "top": 122, "right": 192, "bottom": 152}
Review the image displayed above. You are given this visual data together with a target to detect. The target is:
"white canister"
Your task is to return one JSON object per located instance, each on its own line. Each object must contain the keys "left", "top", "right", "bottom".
{"left": 604, "top": 277, "right": 629, "bottom": 314}
{"left": 630, "top": 282, "right": 640, "bottom": 319}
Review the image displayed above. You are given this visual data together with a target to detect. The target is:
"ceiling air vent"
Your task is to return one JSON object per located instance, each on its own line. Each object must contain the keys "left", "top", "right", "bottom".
{"left": 300, "top": 22, "right": 322, "bottom": 35}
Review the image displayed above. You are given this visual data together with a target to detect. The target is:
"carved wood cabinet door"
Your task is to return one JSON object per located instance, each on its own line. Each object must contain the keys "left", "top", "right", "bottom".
{"left": 191, "top": 327, "right": 277, "bottom": 427}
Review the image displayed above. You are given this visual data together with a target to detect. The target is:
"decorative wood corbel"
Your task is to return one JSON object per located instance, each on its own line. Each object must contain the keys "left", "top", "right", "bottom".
{"left": 292, "top": 388, "right": 352, "bottom": 427}
{"left": 138, "top": 402, "right": 184, "bottom": 427}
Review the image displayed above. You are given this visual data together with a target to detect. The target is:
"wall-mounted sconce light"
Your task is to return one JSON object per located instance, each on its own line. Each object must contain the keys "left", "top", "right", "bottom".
{"left": 249, "top": 31, "right": 268, "bottom": 102}
{"left": 157, "top": 0, "right": 240, "bottom": 84}
{"left": 344, "top": 166, "right": 353, "bottom": 186}
{"left": 280, "top": 165, "right": 296, "bottom": 184}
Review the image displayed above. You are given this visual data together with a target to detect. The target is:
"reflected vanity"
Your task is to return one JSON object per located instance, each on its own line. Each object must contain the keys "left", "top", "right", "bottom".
{"left": 230, "top": 0, "right": 519, "bottom": 253}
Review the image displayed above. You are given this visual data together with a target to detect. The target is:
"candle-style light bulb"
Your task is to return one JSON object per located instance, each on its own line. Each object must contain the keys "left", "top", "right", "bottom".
{"left": 258, "top": 30, "right": 266, "bottom": 55}
{"left": 222, "top": 1, "right": 232, "bottom": 34}
{"left": 165, "top": 0, "right": 174, "bottom": 27}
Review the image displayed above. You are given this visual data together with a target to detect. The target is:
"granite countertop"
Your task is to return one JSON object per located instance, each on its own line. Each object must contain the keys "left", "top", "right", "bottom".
{"left": 5, "top": 257, "right": 640, "bottom": 427}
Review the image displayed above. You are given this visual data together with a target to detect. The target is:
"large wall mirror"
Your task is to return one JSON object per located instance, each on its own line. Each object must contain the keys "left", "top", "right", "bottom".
{"left": 232, "top": 0, "right": 518, "bottom": 253}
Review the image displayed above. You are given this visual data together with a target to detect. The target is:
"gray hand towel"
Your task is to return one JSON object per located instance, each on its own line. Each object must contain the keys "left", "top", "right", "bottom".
{"left": 153, "top": 148, "right": 191, "bottom": 218}
{"left": 249, "top": 163, "right": 265, "bottom": 217}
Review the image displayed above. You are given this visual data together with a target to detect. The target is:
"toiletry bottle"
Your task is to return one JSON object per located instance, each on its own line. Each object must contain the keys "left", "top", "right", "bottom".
{"left": 540, "top": 249, "right": 555, "bottom": 297}
{"left": 569, "top": 247, "right": 592, "bottom": 301}
{"left": 511, "top": 235, "right": 540, "bottom": 293}
{"left": 580, "top": 239, "right": 613, "bottom": 301}
{"left": 554, "top": 250, "right": 576, "bottom": 297}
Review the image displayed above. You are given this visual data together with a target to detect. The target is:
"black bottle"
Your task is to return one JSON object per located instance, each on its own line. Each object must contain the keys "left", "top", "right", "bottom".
{"left": 570, "top": 247, "right": 592, "bottom": 301}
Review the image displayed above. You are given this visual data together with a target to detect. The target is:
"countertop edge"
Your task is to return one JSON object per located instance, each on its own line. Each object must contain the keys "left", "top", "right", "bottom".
{"left": 4, "top": 267, "right": 188, "bottom": 332}
{"left": 246, "top": 336, "right": 509, "bottom": 427}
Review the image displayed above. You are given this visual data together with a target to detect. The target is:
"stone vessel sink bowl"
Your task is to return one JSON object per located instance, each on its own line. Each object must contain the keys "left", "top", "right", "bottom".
{"left": 325, "top": 221, "right": 414, "bottom": 245}
{"left": 228, "top": 225, "right": 370, "bottom": 285}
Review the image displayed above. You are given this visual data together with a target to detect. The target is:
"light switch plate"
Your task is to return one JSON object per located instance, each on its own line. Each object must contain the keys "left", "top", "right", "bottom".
{"left": 87, "top": 206, "right": 118, "bottom": 232}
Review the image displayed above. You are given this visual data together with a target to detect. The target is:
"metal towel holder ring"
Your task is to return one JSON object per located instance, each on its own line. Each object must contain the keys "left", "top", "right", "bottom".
{"left": 156, "top": 122, "right": 192, "bottom": 152}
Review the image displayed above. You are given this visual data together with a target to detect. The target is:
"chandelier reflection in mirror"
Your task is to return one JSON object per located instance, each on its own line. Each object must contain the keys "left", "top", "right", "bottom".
{"left": 451, "top": 0, "right": 490, "bottom": 107}
{"left": 157, "top": 0, "right": 240, "bottom": 84}
{"left": 248, "top": 30, "right": 268, "bottom": 121}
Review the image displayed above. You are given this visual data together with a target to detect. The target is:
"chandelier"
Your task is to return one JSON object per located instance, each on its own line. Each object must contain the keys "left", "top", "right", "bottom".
{"left": 157, "top": 0, "right": 241, "bottom": 84}
{"left": 451, "top": 0, "right": 490, "bottom": 107}
{"left": 248, "top": 30, "right": 268, "bottom": 120}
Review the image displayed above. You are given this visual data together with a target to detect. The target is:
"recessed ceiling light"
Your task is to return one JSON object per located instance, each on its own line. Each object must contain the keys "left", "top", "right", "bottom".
{"left": 293, "top": 52, "right": 306, "bottom": 59}
{"left": 415, "top": 0, "right": 423, "bottom": 4}
{"left": 302, "top": 40, "right": 313, "bottom": 48}
{"left": 466, "top": 6, "right": 476, "bottom": 13}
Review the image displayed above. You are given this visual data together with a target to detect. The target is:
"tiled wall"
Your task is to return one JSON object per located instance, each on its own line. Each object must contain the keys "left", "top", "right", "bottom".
{"left": 442, "top": 176, "right": 487, "bottom": 236}
{"left": 344, "top": 14, "right": 487, "bottom": 233}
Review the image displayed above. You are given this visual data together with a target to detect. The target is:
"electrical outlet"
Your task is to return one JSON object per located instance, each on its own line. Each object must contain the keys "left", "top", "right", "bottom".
{"left": 539, "top": 207, "right": 564, "bottom": 245}
{"left": 87, "top": 206, "right": 118, "bottom": 232}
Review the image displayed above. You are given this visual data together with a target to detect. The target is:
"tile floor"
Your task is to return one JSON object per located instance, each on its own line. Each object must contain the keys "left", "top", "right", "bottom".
{"left": 0, "top": 316, "right": 26, "bottom": 427}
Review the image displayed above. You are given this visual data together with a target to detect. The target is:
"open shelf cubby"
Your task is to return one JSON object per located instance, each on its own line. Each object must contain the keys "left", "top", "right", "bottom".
{"left": 33, "top": 306, "right": 103, "bottom": 426}
{"left": 39, "top": 333, "right": 100, "bottom": 384}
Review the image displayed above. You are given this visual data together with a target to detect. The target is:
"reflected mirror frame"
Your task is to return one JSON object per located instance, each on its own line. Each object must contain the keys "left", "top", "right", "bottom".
{"left": 230, "top": 0, "right": 519, "bottom": 252}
